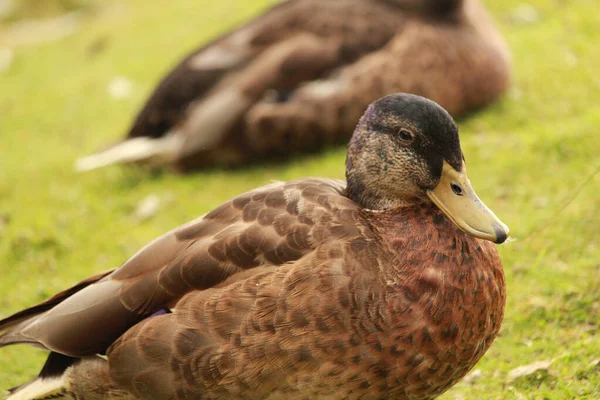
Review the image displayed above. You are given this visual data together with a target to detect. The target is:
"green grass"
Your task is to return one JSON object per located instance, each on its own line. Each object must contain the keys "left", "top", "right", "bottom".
{"left": 0, "top": 0, "right": 599, "bottom": 397}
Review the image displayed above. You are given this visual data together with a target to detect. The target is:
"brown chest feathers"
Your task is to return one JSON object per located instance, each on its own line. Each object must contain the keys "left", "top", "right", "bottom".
{"left": 360, "top": 204, "right": 506, "bottom": 399}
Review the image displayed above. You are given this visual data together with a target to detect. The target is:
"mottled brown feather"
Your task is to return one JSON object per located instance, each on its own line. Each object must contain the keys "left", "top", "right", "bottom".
{"left": 0, "top": 179, "right": 350, "bottom": 357}
{"left": 104, "top": 204, "right": 503, "bottom": 400}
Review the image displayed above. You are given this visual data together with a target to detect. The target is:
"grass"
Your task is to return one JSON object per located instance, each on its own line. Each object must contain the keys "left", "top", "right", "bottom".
{"left": 0, "top": 0, "right": 599, "bottom": 397}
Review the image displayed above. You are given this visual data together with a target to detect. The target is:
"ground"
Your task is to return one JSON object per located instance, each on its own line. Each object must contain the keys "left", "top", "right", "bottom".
{"left": 0, "top": 0, "right": 599, "bottom": 398}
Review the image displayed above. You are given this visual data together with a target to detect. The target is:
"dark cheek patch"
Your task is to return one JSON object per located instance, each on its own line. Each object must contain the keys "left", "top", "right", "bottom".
{"left": 418, "top": 143, "right": 443, "bottom": 185}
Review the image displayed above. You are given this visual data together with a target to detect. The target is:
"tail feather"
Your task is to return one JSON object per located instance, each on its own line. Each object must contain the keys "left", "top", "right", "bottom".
{"left": 1, "top": 271, "right": 130, "bottom": 399}
{"left": 0, "top": 270, "right": 113, "bottom": 349}
{"left": 74, "top": 135, "right": 183, "bottom": 172}
{"left": 6, "top": 376, "right": 69, "bottom": 400}
{"left": 5, "top": 355, "right": 127, "bottom": 400}
{"left": 6, "top": 353, "right": 76, "bottom": 400}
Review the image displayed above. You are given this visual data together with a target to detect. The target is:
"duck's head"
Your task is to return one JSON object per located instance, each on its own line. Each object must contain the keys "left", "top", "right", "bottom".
{"left": 346, "top": 93, "right": 509, "bottom": 244}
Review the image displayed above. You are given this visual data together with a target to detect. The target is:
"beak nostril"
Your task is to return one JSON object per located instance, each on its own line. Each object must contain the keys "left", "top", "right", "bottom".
{"left": 450, "top": 183, "right": 463, "bottom": 196}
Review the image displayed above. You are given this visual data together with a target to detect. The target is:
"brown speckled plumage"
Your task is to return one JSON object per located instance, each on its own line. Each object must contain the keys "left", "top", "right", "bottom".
{"left": 3, "top": 94, "right": 508, "bottom": 400}
{"left": 107, "top": 204, "right": 504, "bottom": 400}
{"left": 76, "top": 0, "right": 510, "bottom": 173}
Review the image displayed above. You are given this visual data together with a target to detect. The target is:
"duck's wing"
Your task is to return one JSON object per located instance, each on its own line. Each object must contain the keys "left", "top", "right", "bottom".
{"left": 106, "top": 225, "right": 384, "bottom": 399}
{"left": 75, "top": 0, "right": 402, "bottom": 171}
{"left": 0, "top": 178, "right": 358, "bottom": 357}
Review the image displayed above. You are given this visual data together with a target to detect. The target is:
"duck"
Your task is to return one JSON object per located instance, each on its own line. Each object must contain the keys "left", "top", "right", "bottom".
{"left": 75, "top": 0, "right": 511, "bottom": 173}
{"left": 4, "top": 93, "right": 509, "bottom": 400}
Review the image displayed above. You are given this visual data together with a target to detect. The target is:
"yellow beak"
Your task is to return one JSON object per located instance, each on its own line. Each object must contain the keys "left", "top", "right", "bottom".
{"left": 427, "top": 161, "right": 509, "bottom": 244}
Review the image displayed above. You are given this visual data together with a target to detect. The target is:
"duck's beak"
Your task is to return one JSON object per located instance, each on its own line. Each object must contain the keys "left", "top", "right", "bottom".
{"left": 426, "top": 161, "right": 509, "bottom": 244}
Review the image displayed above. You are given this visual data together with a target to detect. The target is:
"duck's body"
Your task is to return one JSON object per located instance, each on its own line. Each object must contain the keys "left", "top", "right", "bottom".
{"left": 4, "top": 94, "right": 509, "bottom": 399}
{"left": 109, "top": 195, "right": 503, "bottom": 400}
{"left": 75, "top": 0, "right": 510, "bottom": 173}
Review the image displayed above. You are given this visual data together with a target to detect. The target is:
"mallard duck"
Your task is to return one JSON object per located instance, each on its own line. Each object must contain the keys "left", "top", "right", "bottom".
{"left": 75, "top": 0, "right": 510, "bottom": 173}
{"left": 4, "top": 94, "right": 509, "bottom": 399}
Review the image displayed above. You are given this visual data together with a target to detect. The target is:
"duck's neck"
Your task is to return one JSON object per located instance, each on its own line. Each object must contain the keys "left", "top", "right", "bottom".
{"left": 345, "top": 180, "right": 423, "bottom": 211}
{"left": 345, "top": 167, "right": 428, "bottom": 211}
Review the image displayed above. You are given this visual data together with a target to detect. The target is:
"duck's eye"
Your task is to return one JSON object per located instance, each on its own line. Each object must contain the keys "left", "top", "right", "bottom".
{"left": 451, "top": 183, "right": 464, "bottom": 196}
{"left": 397, "top": 129, "right": 414, "bottom": 142}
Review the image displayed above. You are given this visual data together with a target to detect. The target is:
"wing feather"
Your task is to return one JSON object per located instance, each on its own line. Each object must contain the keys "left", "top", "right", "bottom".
{"left": 0, "top": 178, "right": 354, "bottom": 357}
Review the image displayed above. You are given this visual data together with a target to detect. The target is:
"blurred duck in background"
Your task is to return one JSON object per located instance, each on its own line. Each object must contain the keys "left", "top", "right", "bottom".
{"left": 76, "top": 0, "right": 510, "bottom": 173}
